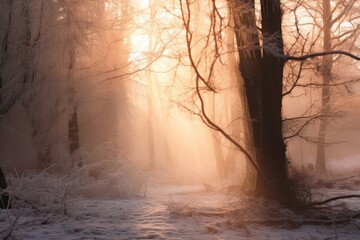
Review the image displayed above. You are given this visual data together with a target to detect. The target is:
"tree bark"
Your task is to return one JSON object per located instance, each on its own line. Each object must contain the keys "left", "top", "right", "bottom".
{"left": 233, "top": 0, "right": 263, "bottom": 187}
{"left": 232, "top": 0, "right": 293, "bottom": 206}
{"left": 253, "top": 0, "right": 292, "bottom": 206}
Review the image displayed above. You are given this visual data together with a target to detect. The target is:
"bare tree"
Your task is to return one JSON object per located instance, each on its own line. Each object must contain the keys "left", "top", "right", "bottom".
{"left": 281, "top": 0, "right": 360, "bottom": 174}
{"left": 315, "top": 0, "right": 360, "bottom": 174}
{"left": 182, "top": 0, "right": 360, "bottom": 206}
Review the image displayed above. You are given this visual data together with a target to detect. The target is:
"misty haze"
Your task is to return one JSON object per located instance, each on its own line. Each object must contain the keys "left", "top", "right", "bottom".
{"left": 0, "top": 0, "right": 360, "bottom": 239}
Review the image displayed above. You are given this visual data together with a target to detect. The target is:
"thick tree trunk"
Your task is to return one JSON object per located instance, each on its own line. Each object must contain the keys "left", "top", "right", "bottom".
{"left": 316, "top": 0, "right": 332, "bottom": 174}
{"left": 22, "top": 0, "right": 46, "bottom": 164}
{"left": 234, "top": 0, "right": 262, "bottom": 151}
{"left": 233, "top": 0, "right": 263, "bottom": 187}
{"left": 253, "top": 0, "right": 292, "bottom": 206}
{"left": 232, "top": 0, "right": 292, "bottom": 205}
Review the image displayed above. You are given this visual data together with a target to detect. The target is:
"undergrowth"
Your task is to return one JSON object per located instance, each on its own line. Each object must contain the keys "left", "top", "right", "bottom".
{"left": 2, "top": 142, "right": 147, "bottom": 213}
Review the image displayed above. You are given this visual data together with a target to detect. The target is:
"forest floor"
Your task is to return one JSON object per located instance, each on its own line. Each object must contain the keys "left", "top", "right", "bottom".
{"left": 0, "top": 175, "right": 360, "bottom": 239}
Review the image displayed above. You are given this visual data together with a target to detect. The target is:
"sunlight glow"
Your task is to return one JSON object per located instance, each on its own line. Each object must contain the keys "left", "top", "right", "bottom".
{"left": 112, "top": 0, "right": 246, "bottom": 181}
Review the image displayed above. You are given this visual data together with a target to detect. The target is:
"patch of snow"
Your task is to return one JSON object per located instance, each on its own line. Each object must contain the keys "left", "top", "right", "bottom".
{"left": 1, "top": 184, "right": 359, "bottom": 239}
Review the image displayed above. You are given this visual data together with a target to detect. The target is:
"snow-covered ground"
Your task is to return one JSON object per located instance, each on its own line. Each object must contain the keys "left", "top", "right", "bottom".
{"left": 1, "top": 182, "right": 359, "bottom": 240}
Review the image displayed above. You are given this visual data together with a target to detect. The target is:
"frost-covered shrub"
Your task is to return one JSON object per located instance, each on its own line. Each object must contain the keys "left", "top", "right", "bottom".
{"left": 6, "top": 167, "right": 76, "bottom": 213}
{"left": 74, "top": 142, "right": 148, "bottom": 199}
{"left": 4, "top": 142, "right": 147, "bottom": 213}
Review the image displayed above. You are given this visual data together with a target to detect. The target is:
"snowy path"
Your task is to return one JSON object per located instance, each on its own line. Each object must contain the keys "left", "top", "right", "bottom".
{"left": 1, "top": 185, "right": 359, "bottom": 239}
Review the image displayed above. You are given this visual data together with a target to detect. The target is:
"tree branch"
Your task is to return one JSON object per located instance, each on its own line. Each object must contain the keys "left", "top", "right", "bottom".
{"left": 178, "top": 0, "right": 262, "bottom": 179}
{"left": 285, "top": 50, "right": 360, "bottom": 61}
{"left": 309, "top": 195, "right": 360, "bottom": 207}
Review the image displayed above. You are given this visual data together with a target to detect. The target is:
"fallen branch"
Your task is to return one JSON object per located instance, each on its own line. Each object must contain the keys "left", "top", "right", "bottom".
{"left": 309, "top": 195, "right": 360, "bottom": 207}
